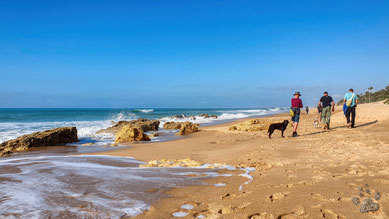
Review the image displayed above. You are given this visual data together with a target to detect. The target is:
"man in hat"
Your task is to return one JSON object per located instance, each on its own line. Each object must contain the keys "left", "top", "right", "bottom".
{"left": 291, "top": 92, "right": 303, "bottom": 137}
{"left": 318, "top": 91, "right": 335, "bottom": 130}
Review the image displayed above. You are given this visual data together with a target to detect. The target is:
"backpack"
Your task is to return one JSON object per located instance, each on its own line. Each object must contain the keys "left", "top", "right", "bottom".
{"left": 346, "top": 93, "right": 355, "bottom": 107}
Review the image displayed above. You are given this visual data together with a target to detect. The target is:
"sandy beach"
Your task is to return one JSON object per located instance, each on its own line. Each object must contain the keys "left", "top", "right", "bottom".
{"left": 3, "top": 1, "right": 389, "bottom": 218}
{"left": 88, "top": 101, "right": 389, "bottom": 218}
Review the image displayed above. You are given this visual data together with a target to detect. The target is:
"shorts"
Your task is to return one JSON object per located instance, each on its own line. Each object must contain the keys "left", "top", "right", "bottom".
{"left": 291, "top": 108, "right": 300, "bottom": 122}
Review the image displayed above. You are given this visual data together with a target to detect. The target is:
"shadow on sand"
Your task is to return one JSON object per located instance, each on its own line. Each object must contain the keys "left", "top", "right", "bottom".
{"left": 300, "top": 120, "right": 378, "bottom": 137}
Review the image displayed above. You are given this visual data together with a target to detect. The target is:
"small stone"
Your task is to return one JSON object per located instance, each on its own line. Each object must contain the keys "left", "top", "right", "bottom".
{"left": 374, "top": 191, "right": 381, "bottom": 201}
{"left": 364, "top": 184, "right": 369, "bottom": 188}
{"left": 358, "top": 187, "right": 364, "bottom": 192}
{"left": 360, "top": 198, "right": 379, "bottom": 213}
{"left": 359, "top": 192, "right": 364, "bottom": 197}
{"left": 351, "top": 196, "right": 360, "bottom": 206}
{"left": 365, "top": 189, "right": 371, "bottom": 194}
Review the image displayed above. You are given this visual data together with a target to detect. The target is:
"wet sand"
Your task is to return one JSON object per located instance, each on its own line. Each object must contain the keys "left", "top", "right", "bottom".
{"left": 1, "top": 155, "right": 247, "bottom": 218}
{"left": 90, "top": 101, "right": 389, "bottom": 218}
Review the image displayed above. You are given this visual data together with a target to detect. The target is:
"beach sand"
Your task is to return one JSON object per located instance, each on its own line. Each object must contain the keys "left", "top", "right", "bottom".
{"left": 90, "top": 101, "right": 389, "bottom": 218}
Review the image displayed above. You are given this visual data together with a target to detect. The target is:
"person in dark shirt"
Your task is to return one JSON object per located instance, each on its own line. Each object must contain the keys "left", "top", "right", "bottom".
{"left": 305, "top": 106, "right": 309, "bottom": 114}
{"left": 291, "top": 92, "right": 303, "bottom": 137}
{"left": 318, "top": 91, "right": 335, "bottom": 130}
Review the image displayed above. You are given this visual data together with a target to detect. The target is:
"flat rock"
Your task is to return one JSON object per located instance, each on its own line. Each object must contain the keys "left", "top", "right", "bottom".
{"left": 0, "top": 127, "right": 78, "bottom": 156}
{"left": 229, "top": 119, "right": 273, "bottom": 132}
{"left": 97, "top": 119, "right": 160, "bottom": 134}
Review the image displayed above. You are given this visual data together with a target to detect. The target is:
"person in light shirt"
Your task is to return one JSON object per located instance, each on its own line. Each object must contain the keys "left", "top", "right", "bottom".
{"left": 343, "top": 88, "right": 358, "bottom": 128}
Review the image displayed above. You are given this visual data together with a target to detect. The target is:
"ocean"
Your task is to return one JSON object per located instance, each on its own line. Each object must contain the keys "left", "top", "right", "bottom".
{"left": 0, "top": 107, "right": 286, "bottom": 145}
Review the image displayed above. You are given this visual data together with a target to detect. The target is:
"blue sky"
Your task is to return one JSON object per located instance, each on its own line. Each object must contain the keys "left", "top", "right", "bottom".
{"left": 1, "top": 0, "right": 388, "bottom": 108}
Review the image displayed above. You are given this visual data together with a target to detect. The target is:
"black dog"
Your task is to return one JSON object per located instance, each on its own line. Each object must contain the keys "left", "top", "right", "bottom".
{"left": 268, "top": 120, "right": 289, "bottom": 139}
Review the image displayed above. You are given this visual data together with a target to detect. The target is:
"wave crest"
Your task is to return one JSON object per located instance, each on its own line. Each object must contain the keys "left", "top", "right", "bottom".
{"left": 133, "top": 109, "right": 154, "bottom": 113}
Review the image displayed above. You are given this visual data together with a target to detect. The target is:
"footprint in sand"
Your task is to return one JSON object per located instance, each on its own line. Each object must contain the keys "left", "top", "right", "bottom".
{"left": 172, "top": 204, "right": 196, "bottom": 218}
{"left": 180, "top": 204, "right": 194, "bottom": 210}
{"left": 319, "top": 208, "right": 345, "bottom": 218}
{"left": 276, "top": 206, "right": 311, "bottom": 218}
{"left": 248, "top": 212, "right": 275, "bottom": 219}
{"left": 269, "top": 192, "right": 289, "bottom": 202}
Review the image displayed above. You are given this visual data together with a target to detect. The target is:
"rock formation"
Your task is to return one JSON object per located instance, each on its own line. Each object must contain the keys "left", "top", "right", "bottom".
{"left": 139, "top": 158, "right": 227, "bottom": 168}
{"left": 97, "top": 119, "right": 160, "bottom": 134}
{"left": 163, "top": 122, "right": 183, "bottom": 130}
{"left": 163, "top": 122, "right": 199, "bottom": 134}
{"left": 229, "top": 119, "right": 273, "bottom": 132}
{"left": 177, "top": 122, "right": 199, "bottom": 135}
{"left": 114, "top": 126, "right": 150, "bottom": 143}
{"left": 199, "top": 114, "right": 218, "bottom": 119}
{"left": 0, "top": 127, "right": 78, "bottom": 156}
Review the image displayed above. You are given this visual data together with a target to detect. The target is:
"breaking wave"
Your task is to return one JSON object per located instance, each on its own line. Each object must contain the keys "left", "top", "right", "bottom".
{"left": 0, "top": 107, "right": 287, "bottom": 144}
{"left": 0, "top": 111, "right": 138, "bottom": 144}
{"left": 133, "top": 109, "right": 154, "bottom": 113}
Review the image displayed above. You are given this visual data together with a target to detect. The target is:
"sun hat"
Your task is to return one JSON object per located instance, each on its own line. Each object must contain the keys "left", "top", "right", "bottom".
{"left": 293, "top": 92, "right": 301, "bottom": 96}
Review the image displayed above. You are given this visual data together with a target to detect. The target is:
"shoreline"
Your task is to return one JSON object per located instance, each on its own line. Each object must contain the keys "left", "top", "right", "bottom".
{"left": 88, "top": 102, "right": 389, "bottom": 218}
{"left": 87, "top": 111, "right": 290, "bottom": 163}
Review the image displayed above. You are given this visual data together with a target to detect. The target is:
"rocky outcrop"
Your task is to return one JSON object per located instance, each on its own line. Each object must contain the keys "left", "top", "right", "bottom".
{"left": 0, "top": 127, "right": 78, "bottom": 156}
{"left": 97, "top": 119, "right": 160, "bottom": 134}
{"left": 199, "top": 114, "right": 210, "bottom": 118}
{"left": 163, "top": 122, "right": 199, "bottom": 135}
{"left": 199, "top": 114, "right": 218, "bottom": 119}
{"left": 114, "top": 126, "right": 150, "bottom": 143}
{"left": 163, "top": 122, "right": 183, "bottom": 130}
{"left": 177, "top": 122, "right": 199, "bottom": 135}
{"left": 139, "top": 158, "right": 227, "bottom": 168}
{"left": 229, "top": 119, "right": 273, "bottom": 132}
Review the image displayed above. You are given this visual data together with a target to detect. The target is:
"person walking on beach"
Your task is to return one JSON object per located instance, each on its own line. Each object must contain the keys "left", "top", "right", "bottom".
{"left": 318, "top": 91, "right": 335, "bottom": 130}
{"left": 291, "top": 92, "right": 303, "bottom": 137}
{"left": 344, "top": 88, "right": 358, "bottom": 128}
{"left": 317, "top": 105, "right": 323, "bottom": 122}
{"left": 305, "top": 106, "right": 309, "bottom": 114}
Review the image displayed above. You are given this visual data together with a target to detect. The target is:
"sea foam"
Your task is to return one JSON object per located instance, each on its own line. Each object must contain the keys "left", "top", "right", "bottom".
{"left": 0, "top": 155, "right": 221, "bottom": 218}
